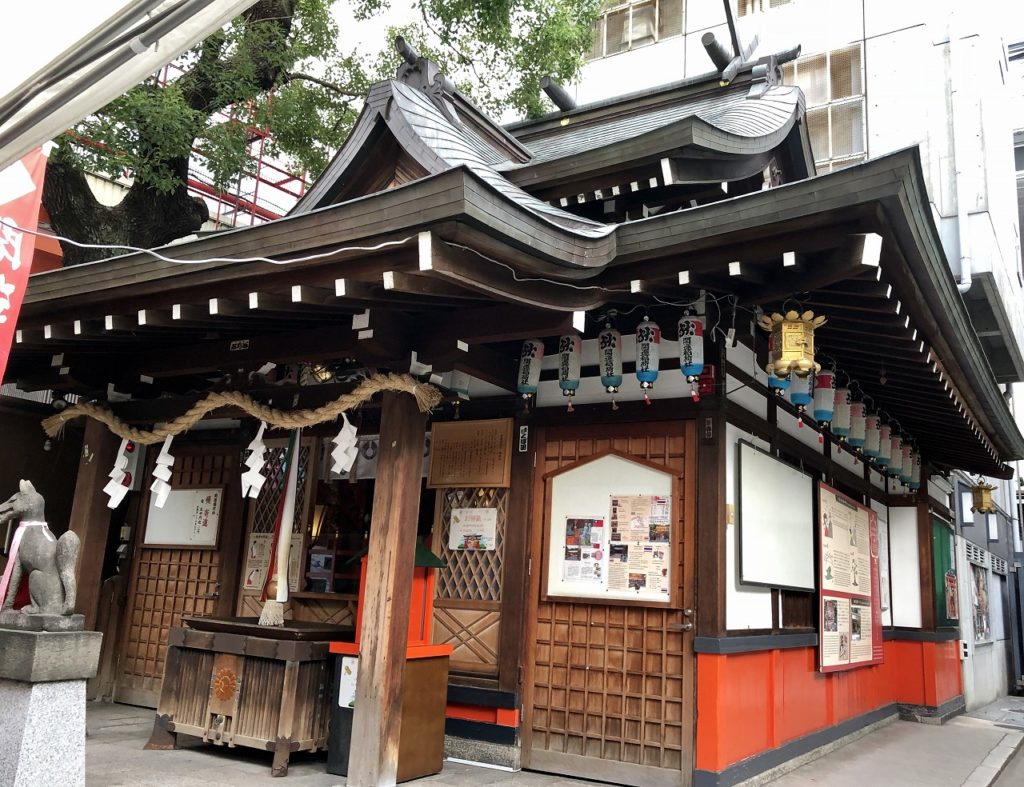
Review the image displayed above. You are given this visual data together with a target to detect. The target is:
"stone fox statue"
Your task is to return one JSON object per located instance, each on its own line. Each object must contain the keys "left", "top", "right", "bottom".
{"left": 0, "top": 480, "right": 80, "bottom": 615}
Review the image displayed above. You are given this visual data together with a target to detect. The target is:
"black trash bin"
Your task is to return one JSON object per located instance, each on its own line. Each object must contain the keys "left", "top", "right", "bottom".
{"left": 326, "top": 652, "right": 357, "bottom": 776}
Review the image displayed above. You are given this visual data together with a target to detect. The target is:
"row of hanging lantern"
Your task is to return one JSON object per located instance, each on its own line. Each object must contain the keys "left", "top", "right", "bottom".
{"left": 791, "top": 367, "right": 921, "bottom": 491}
{"left": 753, "top": 307, "right": 922, "bottom": 491}
{"left": 516, "top": 312, "right": 705, "bottom": 411}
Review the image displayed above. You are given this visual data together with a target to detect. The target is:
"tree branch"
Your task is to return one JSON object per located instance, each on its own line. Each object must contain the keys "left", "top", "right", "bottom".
{"left": 284, "top": 72, "right": 364, "bottom": 99}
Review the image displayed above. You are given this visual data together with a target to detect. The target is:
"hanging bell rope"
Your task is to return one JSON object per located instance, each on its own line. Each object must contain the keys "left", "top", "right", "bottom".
{"left": 41, "top": 373, "right": 442, "bottom": 445}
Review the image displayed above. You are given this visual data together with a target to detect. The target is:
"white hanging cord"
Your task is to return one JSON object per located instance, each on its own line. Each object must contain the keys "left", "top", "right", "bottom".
{"left": 0, "top": 217, "right": 415, "bottom": 266}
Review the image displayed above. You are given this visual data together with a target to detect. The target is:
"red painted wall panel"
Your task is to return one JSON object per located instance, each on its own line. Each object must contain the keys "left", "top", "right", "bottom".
{"left": 696, "top": 638, "right": 961, "bottom": 773}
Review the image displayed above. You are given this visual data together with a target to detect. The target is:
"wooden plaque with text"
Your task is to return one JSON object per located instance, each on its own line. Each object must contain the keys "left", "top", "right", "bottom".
{"left": 428, "top": 419, "right": 513, "bottom": 488}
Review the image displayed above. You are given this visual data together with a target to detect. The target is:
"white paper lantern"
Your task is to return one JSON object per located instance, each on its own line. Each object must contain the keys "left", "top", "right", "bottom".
{"left": 909, "top": 453, "right": 922, "bottom": 490}
{"left": 848, "top": 402, "right": 866, "bottom": 448}
{"left": 788, "top": 372, "right": 813, "bottom": 412}
{"left": 517, "top": 339, "right": 544, "bottom": 399}
{"left": 677, "top": 315, "right": 705, "bottom": 384}
{"left": 813, "top": 370, "right": 835, "bottom": 423}
{"left": 887, "top": 436, "right": 903, "bottom": 477}
{"left": 598, "top": 325, "right": 623, "bottom": 393}
{"left": 877, "top": 424, "right": 892, "bottom": 465}
{"left": 832, "top": 387, "right": 851, "bottom": 438}
{"left": 635, "top": 318, "right": 661, "bottom": 402}
{"left": 899, "top": 444, "right": 913, "bottom": 484}
{"left": 864, "top": 414, "right": 881, "bottom": 458}
{"left": 558, "top": 334, "right": 582, "bottom": 410}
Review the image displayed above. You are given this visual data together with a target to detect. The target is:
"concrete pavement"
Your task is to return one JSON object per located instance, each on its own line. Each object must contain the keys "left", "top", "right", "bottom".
{"left": 84, "top": 697, "right": 1024, "bottom": 787}
{"left": 765, "top": 697, "right": 1024, "bottom": 787}
{"left": 85, "top": 702, "right": 594, "bottom": 787}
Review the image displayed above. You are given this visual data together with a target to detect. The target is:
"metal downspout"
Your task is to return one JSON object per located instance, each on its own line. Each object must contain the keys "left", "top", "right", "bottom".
{"left": 950, "top": 18, "right": 974, "bottom": 294}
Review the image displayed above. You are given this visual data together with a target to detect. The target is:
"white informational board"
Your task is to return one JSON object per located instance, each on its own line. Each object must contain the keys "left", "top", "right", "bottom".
{"left": 144, "top": 487, "right": 223, "bottom": 547}
{"left": 737, "top": 441, "right": 814, "bottom": 590}
{"left": 547, "top": 453, "right": 674, "bottom": 604}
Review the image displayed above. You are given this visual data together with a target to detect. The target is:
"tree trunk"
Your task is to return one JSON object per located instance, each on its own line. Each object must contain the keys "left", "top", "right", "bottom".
{"left": 42, "top": 159, "right": 210, "bottom": 266}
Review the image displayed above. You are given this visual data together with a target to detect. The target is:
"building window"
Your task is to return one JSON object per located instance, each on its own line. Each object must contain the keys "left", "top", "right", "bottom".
{"left": 587, "top": 0, "right": 683, "bottom": 61}
{"left": 782, "top": 44, "right": 866, "bottom": 172}
{"left": 738, "top": 0, "right": 793, "bottom": 16}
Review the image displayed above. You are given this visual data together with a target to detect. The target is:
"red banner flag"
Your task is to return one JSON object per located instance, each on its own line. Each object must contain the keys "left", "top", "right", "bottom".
{"left": 0, "top": 146, "right": 49, "bottom": 384}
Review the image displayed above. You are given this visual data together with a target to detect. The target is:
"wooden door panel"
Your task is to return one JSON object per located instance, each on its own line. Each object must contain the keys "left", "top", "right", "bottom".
{"left": 524, "top": 422, "right": 696, "bottom": 787}
{"left": 114, "top": 447, "right": 238, "bottom": 708}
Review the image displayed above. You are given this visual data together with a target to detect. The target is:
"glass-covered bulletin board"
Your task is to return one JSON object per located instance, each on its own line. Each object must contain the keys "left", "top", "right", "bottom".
{"left": 545, "top": 451, "right": 677, "bottom": 605}
{"left": 819, "top": 483, "right": 883, "bottom": 672}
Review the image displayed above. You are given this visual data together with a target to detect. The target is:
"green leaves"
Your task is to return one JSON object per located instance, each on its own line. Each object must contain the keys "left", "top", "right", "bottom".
{"left": 60, "top": 0, "right": 600, "bottom": 200}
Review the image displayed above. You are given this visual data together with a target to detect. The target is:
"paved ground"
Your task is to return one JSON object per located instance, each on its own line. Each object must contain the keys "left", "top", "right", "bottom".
{"left": 86, "top": 697, "right": 1024, "bottom": 787}
{"left": 767, "top": 697, "right": 1024, "bottom": 787}
{"left": 85, "top": 703, "right": 596, "bottom": 787}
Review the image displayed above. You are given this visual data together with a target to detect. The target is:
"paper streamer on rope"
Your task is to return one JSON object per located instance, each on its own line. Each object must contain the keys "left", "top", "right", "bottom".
{"left": 149, "top": 435, "right": 175, "bottom": 508}
{"left": 331, "top": 413, "right": 358, "bottom": 475}
{"left": 241, "top": 422, "right": 269, "bottom": 499}
{"left": 102, "top": 439, "right": 135, "bottom": 509}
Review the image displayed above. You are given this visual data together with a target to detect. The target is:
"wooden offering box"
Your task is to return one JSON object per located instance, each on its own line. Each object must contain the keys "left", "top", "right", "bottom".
{"left": 146, "top": 616, "right": 354, "bottom": 776}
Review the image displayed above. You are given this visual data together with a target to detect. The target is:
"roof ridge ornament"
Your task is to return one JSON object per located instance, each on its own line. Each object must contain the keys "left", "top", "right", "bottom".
{"left": 394, "top": 36, "right": 462, "bottom": 125}
{"left": 703, "top": 1, "right": 800, "bottom": 98}
{"left": 394, "top": 36, "right": 456, "bottom": 95}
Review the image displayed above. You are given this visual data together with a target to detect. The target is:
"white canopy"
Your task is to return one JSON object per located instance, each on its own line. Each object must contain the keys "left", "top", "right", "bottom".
{"left": 0, "top": 0, "right": 256, "bottom": 170}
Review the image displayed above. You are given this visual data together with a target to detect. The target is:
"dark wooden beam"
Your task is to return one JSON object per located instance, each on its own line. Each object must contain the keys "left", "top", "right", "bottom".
{"left": 498, "top": 412, "right": 533, "bottom": 693}
{"left": 348, "top": 391, "right": 427, "bottom": 785}
{"left": 68, "top": 419, "right": 120, "bottom": 630}
{"left": 696, "top": 406, "right": 727, "bottom": 637}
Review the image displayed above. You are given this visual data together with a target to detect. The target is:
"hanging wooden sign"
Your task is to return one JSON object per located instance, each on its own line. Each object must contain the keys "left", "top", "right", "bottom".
{"left": 428, "top": 418, "right": 513, "bottom": 488}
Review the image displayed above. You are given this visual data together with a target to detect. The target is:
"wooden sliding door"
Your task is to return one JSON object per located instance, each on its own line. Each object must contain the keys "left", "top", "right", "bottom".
{"left": 523, "top": 421, "right": 697, "bottom": 786}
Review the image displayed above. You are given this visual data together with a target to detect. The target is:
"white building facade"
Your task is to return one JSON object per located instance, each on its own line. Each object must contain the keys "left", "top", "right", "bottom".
{"left": 574, "top": 0, "right": 1024, "bottom": 706}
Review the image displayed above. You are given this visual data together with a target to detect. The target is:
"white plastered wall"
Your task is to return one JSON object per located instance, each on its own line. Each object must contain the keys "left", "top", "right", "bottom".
{"left": 888, "top": 506, "right": 922, "bottom": 628}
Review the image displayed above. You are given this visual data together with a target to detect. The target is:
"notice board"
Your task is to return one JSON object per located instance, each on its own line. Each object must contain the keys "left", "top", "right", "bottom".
{"left": 144, "top": 487, "right": 223, "bottom": 548}
{"left": 545, "top": 452, "right": 675, "bottom": 605}
{"left": 819, "top": 483, "right": 883, "bottom": 672}
{"left": 428, "top": 418, "right": 512, "bottom": 488}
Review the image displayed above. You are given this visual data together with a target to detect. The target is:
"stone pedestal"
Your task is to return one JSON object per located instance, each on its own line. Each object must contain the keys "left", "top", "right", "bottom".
{"left": 0, "top": 629, "right": 102, "bottom": 787}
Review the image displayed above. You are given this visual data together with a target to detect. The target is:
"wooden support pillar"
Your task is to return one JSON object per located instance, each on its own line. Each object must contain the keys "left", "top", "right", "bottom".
{"left": 348, "top": 391, "right": 427, "bottom": 787}
{"left": 68, "top": 418, "right": 120, "bottom": 630}
{"left": 696, "top": 407, "right": 727, "bottom": 637}
{"left": 498, "top": 411, "right": 533, "bottom": 694}
{"left": 916, "top": 467, "right": 936, "bottom": 631}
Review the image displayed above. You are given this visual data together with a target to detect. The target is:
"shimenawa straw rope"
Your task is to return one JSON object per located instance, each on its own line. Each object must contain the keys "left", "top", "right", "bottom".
{"left": 42, "top": 373, "right": 441, "bottom": 444}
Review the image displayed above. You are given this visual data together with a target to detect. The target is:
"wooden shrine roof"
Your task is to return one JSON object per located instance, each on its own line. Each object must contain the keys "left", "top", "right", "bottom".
{"left": 8, "top": 58, "right": 1021, "bottom": 478}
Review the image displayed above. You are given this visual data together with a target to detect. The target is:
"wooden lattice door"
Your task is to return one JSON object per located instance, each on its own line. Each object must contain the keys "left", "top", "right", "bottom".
{"left": 235, "top": 437, "right": 317, "bottom": 618}
{"left": 431, "top": 487, "right": 508, "bottom": 675}
{"left": 523, "top": 422, "right": 696, "bottom": 787}
{"left": 114, "top": 444, "right": 242, "bottom": 708}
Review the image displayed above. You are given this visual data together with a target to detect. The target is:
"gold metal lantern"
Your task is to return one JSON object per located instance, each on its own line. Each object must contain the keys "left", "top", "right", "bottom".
{"left": 970, "top": 481, "right": 998, "bottom": 514}
{"left": 757, "top": 310, "right": 827, "bottom": 379}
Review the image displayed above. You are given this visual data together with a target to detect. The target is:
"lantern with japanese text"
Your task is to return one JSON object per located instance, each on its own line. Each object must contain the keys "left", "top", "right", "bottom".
{"left": 635, "top": 318, "right": 661, "bottom": 404}
{"left": 971, "top": 481, "right": 997, "bottom": 514}
{"left": 832, "top": 387, "right": 851, "bottom": 439}
{"left": 909, "top": 453, "right": 922, "bottom": 491}
{"left": 757, "top": 309, "right": 827, "bottom": 384}
{"left": 557, "top": 334, "right": 582, "bottom": 411}
{"left": 864, "top": 414, "right": 881, "bottom": 458}
{"left": 813, "top": 370, "right": 835, "bottom": 424}
{"left": 768, "top": 372, "right": 791, "bottom": 394}
{"left": 877, "top": 424, "right": 892, "bottom": 466}
{"left": 677, "top": 314, "right": 704, "bottom": 400}
{"left": 848, "top": 402, "right": 866, "bottom": 448}
{"left": 899, "top": 443, "right": 913, "bottom": 484}
{"left": 788, "top": 372, "right": 813, "bottom": 413}
{"left": 517, "top": 339, "right": 544, "bottom": 399}
{"left": 599, "top": 324, "right": 623, "bottom": 394}
{"left": 887, "top": 435, "right": 904, "bottom": 478}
